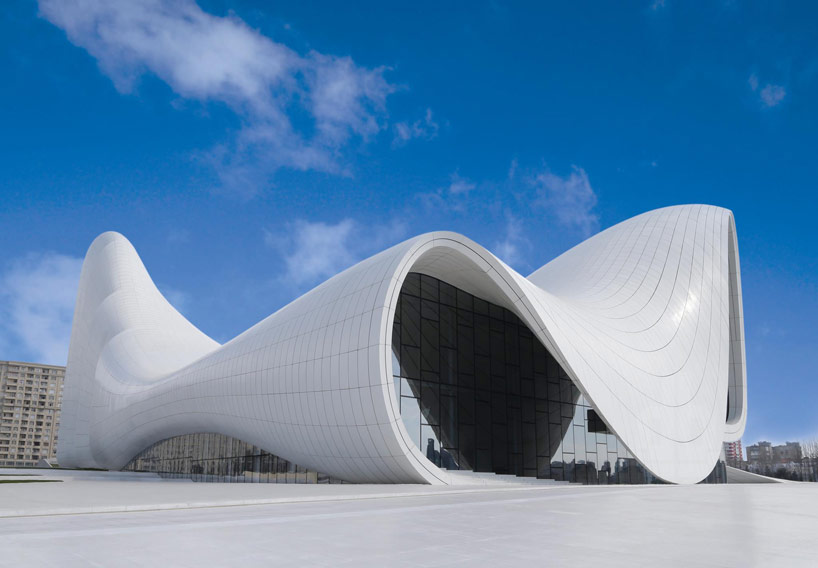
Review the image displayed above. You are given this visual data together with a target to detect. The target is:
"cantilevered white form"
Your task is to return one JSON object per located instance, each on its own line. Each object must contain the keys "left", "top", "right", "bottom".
{"left": 58, "top": 204, "right": 746, "bottom": 484}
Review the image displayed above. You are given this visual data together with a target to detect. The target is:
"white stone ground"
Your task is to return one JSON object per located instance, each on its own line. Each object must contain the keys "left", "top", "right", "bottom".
{"left": 1, "top": 468, "right": 816, "bottom": 567}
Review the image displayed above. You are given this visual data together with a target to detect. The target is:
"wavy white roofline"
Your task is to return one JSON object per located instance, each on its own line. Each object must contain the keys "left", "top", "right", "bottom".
{"left": 57, "top": 204, "right": 746, "bottom": 484}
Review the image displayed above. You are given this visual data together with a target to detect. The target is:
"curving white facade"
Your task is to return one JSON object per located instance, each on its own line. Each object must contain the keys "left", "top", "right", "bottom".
{"left": 57, "top": 204, "right": 746, "bottom": 484}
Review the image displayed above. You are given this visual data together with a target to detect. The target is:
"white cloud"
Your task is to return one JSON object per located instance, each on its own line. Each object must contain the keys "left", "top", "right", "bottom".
{"left": 748, "top": 73, "right": 760, "bottom": 92}
{"left": 38, "top": 0, "right": 394, "bottom": 197}
{"left": 416, "top": 171, "right": 477, "bottom": 214}
{"left": 267, "top": 218, "right": 407, "bottom": 287}
{"left": 748, "top": 73, "right": 786, "bottom": 108}
{"left": 650, "top": 0, "right": 666, "bottom": 10}
{"left": 507, "top": 158, "right": 519, "bottom": 181}
{"left": 392, "top": 108, "right": 439, "bottom": 146}
{"left": 531, "top": 165, "right": 599, "bottom": 236}
{"left": 0, "top": 253, "right": 83, "bottom": 366}
{"left": 492, "top": 213, "right": 527, "bottom": 267}
{"left": 760, "top": 84, "right": 786, "bottom": 107}
{"left": 448, "top": 171, "right": 476, "bottom": 195}
{"left": 268, "top": 219, "right": 356, "bottom": 286}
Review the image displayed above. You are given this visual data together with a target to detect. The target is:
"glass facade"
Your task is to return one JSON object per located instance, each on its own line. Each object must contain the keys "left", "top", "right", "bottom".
{"left": 393, "top": 272, "right": 726, "bottom": 485}
{"left": 123, "top": 432, "right": 343, "bottom": 483}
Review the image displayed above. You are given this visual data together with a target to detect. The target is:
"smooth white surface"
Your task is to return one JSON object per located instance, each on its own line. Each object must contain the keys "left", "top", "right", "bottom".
{"left": 0, "top": 481, "right": 814, "bottom": 567}
{"left": 58, "top": 204, "right": 746, "bottom": 484}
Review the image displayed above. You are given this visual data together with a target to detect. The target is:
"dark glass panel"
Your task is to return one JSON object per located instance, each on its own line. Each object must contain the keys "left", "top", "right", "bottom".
{"left": 533, "top": 342, "right": 548, "bottom": 374}
{"left": 492, "top": 424, "right": 508, "bottom": 471}
{"left": 439, "top": 305, "right": 456, "bottom": 348}
{"left": 420, "top": 319, "right": 440, "bottom": 372}
{"left": 401, "top": 345, "right": 421, "bottom": 379}
{"left": 458, "top": 387, "right": 475, "bottom": 424}
{"left": 421, "top": 383, "right": 440, "bottom": 425}
{"left": 506, "top": 365, "right": 520, "bottom": 396}
{"left": 401, "top": 295, "right": 421, "bottom": 347}
{"left": 421, "top": 370, "right": 440, "bottom": 384}
{"left": 440, "top": 348, "right": 457, "bottom": 384}
{"left": 421, "top": 299, "right": 439, "bottom": 321}
{"left": 536, "top": 413, "right": 551, "bottom": 457}
{"left": 491, "top": 393, "right": 507, "bottom": 424}
{"left": 439, "top": 281, "right": 457, "bottom": 307}
{"left": 474, "top": 316, "right": 491, "bottom": 355}
{"left": 475, "top": 401, "right": 492, "bottom": 450}
{"left": 523, "top": 421, "right": 537, "bottom": 468}
{"left": 505, "top": 327, "right": 519, "bottom": 367}
{"left": 475, "top": 356, "right": 491, "bottom": 391}
{"left": 420, "top": 274, "right": 439, "bottom": 301}
{"left": 475, "top": 449, "right": 492, "bottom": 472}
{"left": 587, "top": 408, "right": 609, "bottom": 433}
{"left": 490, "top": 330, "right": 505, "bottom": 376}
{"left": 456, "top": 288, "right": 473, "bottom": 311}
{"left": 457, "top": 307, "right": 474, "bottom": 327}
{"left": 522, "top": 398, "right": 535, "bottom": 424}
{"left": 458, "top": 373, "right": 475, "bottom": 389}
{"left": 508, "top": 407, "right": 522, "bottom": 454}
{"left": 548, "top": 401, "right": 561, "bottom": 424}
{"left": 519, "top": 334, "right": 533, "bottom": 379}
{"left": 402, "top": 273, "right": 421, "bottom": 297}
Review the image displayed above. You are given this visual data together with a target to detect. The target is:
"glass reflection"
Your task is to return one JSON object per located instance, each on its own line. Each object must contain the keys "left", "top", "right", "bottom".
{"left": 122, "top": 432, "right": 343, "bottom": 484}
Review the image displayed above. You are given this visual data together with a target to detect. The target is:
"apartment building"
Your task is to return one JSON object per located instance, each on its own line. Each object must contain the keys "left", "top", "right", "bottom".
{"left": 0, "top": 361, "right": 65, "bottom": 467}
{"left": 723, "top": 440, "right": 743, "bottom": 466}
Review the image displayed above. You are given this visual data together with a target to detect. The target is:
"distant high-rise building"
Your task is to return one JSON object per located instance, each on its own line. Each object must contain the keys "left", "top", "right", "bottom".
{"left": 723, "top": 440, "right": 743, "bottom": 465}
{"left": 0, "top": 361, "right": 65, "bottom": 467}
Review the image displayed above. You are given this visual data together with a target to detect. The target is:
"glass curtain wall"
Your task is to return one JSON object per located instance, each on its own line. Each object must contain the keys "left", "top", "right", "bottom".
{"left": 392, "top": 272, "right": 726, "bottom": 485}
{"left": 123, "top": 432, "right": 343, "bottom": 483}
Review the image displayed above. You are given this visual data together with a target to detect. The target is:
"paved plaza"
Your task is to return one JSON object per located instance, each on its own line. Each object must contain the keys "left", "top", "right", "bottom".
{"left": 1, "top": 469, "right": 816, "bottom": 567}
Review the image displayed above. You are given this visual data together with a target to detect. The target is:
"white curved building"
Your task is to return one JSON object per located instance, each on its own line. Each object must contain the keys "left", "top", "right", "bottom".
{"left": 57, "top": 204, "right": 746, "bottom": 485}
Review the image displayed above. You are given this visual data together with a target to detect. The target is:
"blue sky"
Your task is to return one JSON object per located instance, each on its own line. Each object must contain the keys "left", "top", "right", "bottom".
{"left": 1, "top": 1, "right": 816, "bottom": 447}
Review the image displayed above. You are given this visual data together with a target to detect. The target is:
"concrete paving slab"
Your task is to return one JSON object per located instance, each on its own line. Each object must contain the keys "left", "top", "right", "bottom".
{"left": 2, "top": 469, "right": 817, "bottom": 567}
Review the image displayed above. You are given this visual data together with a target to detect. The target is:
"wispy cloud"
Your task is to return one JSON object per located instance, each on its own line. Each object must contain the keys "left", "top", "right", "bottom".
{"left": 266, "top": 218, "right": 407, "bottom": 287}
{"left": 748, "top": 73, "right": 786, "bottom": 107}
{"left": 392, "top": 108, "right": 439, "bottom": 146}
{"left": 760, "top": 84, "right": 786, "bottom": 107}
{"left": 0, "top": 252, "right": 83, "bottom": 365}
{"left": 492, "top": 213, "right": 528, "bottom": 268}
{"left": 447, "top": 171, "right": 476, "bottom": 195}
{"left": 748, "top": 73, "right": 760, "bottom": 92}
{"left": 531, "top": 165, "right": 599, "bottom": 236}
{"left": 417, "top": 171, "right": 478, "bottom": 213}
{"left": 38, "top": 0, "right": 395, "bottom": 197}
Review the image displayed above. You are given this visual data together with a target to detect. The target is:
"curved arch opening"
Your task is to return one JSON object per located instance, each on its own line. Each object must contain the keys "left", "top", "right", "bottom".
{"left": 390, "top": 271, "right": 677, "bottom": 484}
